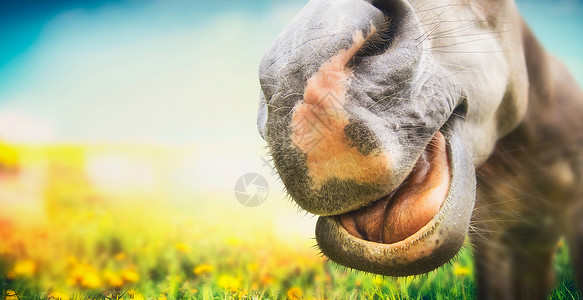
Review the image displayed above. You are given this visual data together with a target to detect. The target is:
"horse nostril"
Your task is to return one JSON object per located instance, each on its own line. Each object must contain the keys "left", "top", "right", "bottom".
{"left": 368, "top": 0, "right": 414, "bottom": 23}
{"left": 354, "top": 0, "right": 419, "bottom": 59}
{"left": 353, "top": 10, "right": 394, "bottom": 58}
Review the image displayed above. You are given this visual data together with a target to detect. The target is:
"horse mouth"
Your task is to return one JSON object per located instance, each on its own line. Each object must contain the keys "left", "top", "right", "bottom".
{"left": 315, "top": 120, "right": 476, "bottom": 276}
{"left": 339, "top": 131, "right": 450, "bottom": 245}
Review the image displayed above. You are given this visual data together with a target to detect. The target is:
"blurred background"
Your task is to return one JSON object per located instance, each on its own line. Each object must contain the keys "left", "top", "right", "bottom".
{"left": 0, "top": 0, "right": 581, "bottom": 299}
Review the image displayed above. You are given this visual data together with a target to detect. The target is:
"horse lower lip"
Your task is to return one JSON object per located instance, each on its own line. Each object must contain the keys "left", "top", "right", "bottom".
{"left": 339, "top": 131, "right": 451, "bottom": 244}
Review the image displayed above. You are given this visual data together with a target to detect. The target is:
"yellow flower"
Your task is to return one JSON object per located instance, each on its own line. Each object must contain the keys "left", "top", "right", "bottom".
{"left": 48, "top": 292, "right": 70, "bottom": 300}
{"left": 260, "top": 274, "right": 274, "bottom": 286}
{"left": 103, "top": 270, "right": 124, "bottom": 288}
{"left": 12, "top": 260, "right": 36, "bottom": 277}
{"left": 81, "top": 271, "right": 102, "bottom": 289}
{"left": 128, "top": 290, "right": 144, "bottom": 300}
{"left": 218, "top": 274, "right": 241, "bottom": 292}
{"left": 453, "top": 265, "right": 472, "bottom": 276}
{"left": 70, "top": 264, "right": 102, "bottom": 289}
{"left": 226, "top": 237, "right": 241, "bottom": 246}
{"left": 373, "top": 276, "right": 384, "bottom": 286}
{"left": 5, "top": 290, "right": 18, "bottom": 300}
{"left": 0, "top": 144, "right": 18, "bottom": 167}
{"left": 247, "top": 263, "right": 258, "bottom": 271}
{"left": 194, "top": 264, "right": 214, "bottom": 275}
{"left": 122, "top": 269, "right": 140, "bottom": 282}
{"left": 6, "top": 271, "right": 16, "bottom": 280}
{"left": 128, "top": 290, "right": 145, "bottom": 300}
{"left": 175, "top": 242, "right": 190, "bottom": 253}
{"left": 238, "top": 290, "right": 248, "bottom": 299}
{"left": 66, "top": 256, "right": 78, "bottom": 267}
{"left": 287, "top": 287, "right": 303, "bottom": 300}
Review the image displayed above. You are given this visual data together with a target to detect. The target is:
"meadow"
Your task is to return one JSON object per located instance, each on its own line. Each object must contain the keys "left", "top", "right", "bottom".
{"left": 0, "top": 143, "right": 580, "bottom": 300}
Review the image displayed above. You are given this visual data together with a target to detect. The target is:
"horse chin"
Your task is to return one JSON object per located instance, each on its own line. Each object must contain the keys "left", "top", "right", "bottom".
{"left": 315, "top": 118, "right": 476, "bottom": 276}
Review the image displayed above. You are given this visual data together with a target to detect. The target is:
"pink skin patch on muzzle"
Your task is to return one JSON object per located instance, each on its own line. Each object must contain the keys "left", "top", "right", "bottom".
{"left": 290, "top": 28, "right": 392, "bottom": 188}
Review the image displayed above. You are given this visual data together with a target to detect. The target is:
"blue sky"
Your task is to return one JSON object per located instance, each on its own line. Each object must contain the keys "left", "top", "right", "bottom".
{"left": 0, "top": 0, "right": 581, "bottom": 145}
{"left": 0, "top": 0, "right": 307, "bottom": 198}
{"left": 0, "top": 0, "right": 302, "bottom": 143}
{"left": 0, "top": 0, "right": 285, "bottom": 72}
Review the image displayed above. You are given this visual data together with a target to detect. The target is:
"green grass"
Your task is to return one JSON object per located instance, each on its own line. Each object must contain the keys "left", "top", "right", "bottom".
{"left": 1, "top": 233, "right": 580, "bottom": 300}
{"left": 0, "top": 144, "right": 580, "bottom": 299}
{"left": 0, "top": 194, "right": 580, "bottom": 300}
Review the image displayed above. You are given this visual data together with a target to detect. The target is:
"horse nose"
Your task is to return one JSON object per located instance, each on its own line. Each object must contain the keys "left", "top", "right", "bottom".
{"left": 260, "top": 0, "right": 424, "bottom": 215}
{"left": 289, "top": 27, "right": 393, "bottom": 190}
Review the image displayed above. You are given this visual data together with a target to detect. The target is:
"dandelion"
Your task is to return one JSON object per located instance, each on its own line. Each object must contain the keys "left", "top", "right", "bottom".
{"left": 175, "top": 242, "right": 190, "bottom": 253}
{"left": 238, "top": 290, "right": 248, "bottom": 299}
{"left": 6, "top": 271, "right": 15, "bottom": 281}
{"left": 218, "top": 274, "right": 241, "bottom": 292}
{"left": 81, "top": 271, "right": 102, "bottom": 289}
{"left": 48, "top": 291, "right": 70, "bottom": 300}
{"left": 4, "top": 290, "right": 18, "bottom": 300}
{"left": 114, "top": 252, "right": 127, "bottom": 261}
{"left": 127, "top": 290, "right": 136, "bottom": 298}
{"left": 103, "top": 270, "right": 124, "bottom": 288}
{"left": 128, "top": 290, "right": 145, "bottom": 300}
{"left": 453, "top": 263, "right": 472, "bottom": 276}
{"left": 70, "top": 264, "right": 102, "bottom": 289}
{"left": 66, "top": 256, "right": 78, "bottom": 267}
{"left": 194, "top": 264, "right": 214, "bottom": 275}
{"left": 226, "top": 237, "right": 241, "bottom": 246}
{"left": 260, "top": 274, "right": 274, "bottom": 286}
{"left": 122, "top": 269, "right": 140, "bottom": 283}
{"left": 12, "top": 259, "right": 36, "bottom": 277}
{"left": 247, "top": 263, "right": 258, "bottom": 271}
{"left": 373, "top": 276, "right": 384, "bottom": 286}
{"left": 287, "top": 287, "right": 303, "bottom": 300}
